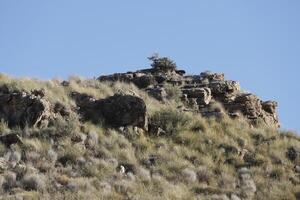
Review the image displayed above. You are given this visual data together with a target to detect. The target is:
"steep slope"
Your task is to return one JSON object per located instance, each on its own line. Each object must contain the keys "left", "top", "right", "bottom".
{"left": 0, "top": 57, "right": 299, "bottom": 200}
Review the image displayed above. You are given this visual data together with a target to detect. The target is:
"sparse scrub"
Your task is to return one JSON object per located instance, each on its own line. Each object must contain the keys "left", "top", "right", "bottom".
{"left": 22, "top": 173, "right": 45, "bottom": 191}
{"left": 164, "top": 83, "right": 182, "bottom": 102}
{"left": 0, "top": 73, "right": 299, "bottom": 199}
{"left": 150, "top": 107, "right": 192, "bottom": 136}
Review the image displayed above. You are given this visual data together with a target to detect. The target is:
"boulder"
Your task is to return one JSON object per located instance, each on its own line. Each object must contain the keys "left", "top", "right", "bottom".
{"left": 182, "top": 87, "right": 211, "bottom": 100}
{"left": 0, "top": 90, "right": 51, "bottom": 128}
{"left": 96, "top": 94, "right": 148, "bottom": 129}
{"left": 71, "top": 92, "right": 148, "bottom": 129}
{"left": 0, "top": 133, "right": 22, "bottom": 147}
{"left": 286, "top": 147, "right": 299, "bottom": 162}
{"left": 200, "top": 71, "right": 225, "bottom": 81}
{"left": 208, "top": 81, "right": 240, "bottom": 96}
{"left": 262, "top": 101, "right": 277, "bottom": 114}
{"left": 146, "top": 87, "right": 167, "bottom": 101}
{"left": 132, "top": 75, "right": 155, "bottom": 89}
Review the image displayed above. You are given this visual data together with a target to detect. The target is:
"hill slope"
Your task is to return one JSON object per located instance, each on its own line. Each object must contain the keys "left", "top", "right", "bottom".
{"left": 0, "top": 57, "right": 299, "bottom": 200}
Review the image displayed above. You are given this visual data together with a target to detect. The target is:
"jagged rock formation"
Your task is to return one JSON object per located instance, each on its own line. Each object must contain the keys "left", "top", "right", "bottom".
{"left": 98, "top": 64, "right": 279, "bottom": 128}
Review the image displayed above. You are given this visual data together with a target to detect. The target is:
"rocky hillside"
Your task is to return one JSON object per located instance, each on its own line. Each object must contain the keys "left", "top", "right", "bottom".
{"left": 0, "top": 56, "right": 299, "bottom": 200}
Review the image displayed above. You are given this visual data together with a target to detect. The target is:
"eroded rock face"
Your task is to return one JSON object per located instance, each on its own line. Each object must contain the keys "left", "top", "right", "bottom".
{"left": 98, "top": 66, "right": 280, "bottom": 128}
{"left": 0, "top": 90, "right": 51, "bottom": 128}
{"left": 71, "top": 93, "right": 148, "bottom": 129}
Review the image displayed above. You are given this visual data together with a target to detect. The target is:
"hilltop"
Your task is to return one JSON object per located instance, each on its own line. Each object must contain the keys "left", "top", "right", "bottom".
{"left": 0, "top": 56, "right": 299, "bottom": 200}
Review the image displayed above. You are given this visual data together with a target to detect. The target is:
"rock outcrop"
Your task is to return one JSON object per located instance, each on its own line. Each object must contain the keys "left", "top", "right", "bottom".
{"left": 98, "top": 62, "right": 279, "bottom": 128}
{"left": 71, "top": 92, "right": 148, "bottom": 129}
{"left": 0, "top": 89, "right": 51, "bottom": 128}
{"left": 0, "top": 133, "right": 22, "bottom": 147}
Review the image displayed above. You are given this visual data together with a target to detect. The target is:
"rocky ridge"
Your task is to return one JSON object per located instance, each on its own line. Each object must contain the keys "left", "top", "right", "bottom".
{"left": 0, "top": 56, "right": 298, "bottom": 200}
{"left": 98, "top": 58, "right": 279, "bottom": 129}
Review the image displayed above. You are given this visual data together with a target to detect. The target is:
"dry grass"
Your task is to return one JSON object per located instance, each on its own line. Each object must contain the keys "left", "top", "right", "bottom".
{"left": 0, "top": 75, "right": 299, "bottom": 199}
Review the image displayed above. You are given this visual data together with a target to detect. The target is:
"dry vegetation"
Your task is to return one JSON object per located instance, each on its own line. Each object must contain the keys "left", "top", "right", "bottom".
{"left": 0, "top": 74, "right": 299, "bottom": 200}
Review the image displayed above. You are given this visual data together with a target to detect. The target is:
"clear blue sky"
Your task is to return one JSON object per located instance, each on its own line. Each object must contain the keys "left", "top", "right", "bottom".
{"left": 0, "top": 1, "right": 299, "bottom": 132}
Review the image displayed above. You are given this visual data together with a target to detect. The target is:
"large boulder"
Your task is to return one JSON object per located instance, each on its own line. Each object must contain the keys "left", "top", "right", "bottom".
{"left": 71, "top": 92, "right": 148, "bottom": 129}
{"left": 96, "top": 94, "right": 148, "bottom": 129}
{"left": 0, "top": 90, "right": 51, "bottom": 128}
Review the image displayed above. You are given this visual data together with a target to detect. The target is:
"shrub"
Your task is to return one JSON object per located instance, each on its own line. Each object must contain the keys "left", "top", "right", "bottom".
{"left": 0, "top": 120, "right": 9, "bottom": 134}
{"left": 163, "top": 83, "right": 182, "bottom": 102}
{"left": 150, "top": 107, "right": 191, "bottom": 136}
{"left": 2, "top": 171, "right": 16, "bottom": 191}
{"left": 181, "top": 168, "right": 197, "bottom": 183}
{"left": 22, "top": 173, "right": 45, "bottom": 191}
{"left": 148, "top": 54, "right": 177, "bottom": 72}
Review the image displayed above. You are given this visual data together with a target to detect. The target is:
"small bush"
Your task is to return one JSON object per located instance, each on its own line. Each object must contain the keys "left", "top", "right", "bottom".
{"left": 148, "top": 54, "right": 177, "bottom": 71}
{"left": 22, "top": 174, "right": 45, "bottom": 191}
{"left": 150, "top": 107, "right": 191, "bottom": 136}
{"left": 0, "top": 120, "right": 9, "bottom": 134}
{"left": 2, "top": 171, "right": 16, "bottom": 191}
{"left": 181, "top": 168, "right": 197, "bottom": 183}
{"left": 164, "top": 83, "right": 182, "bottom": 102}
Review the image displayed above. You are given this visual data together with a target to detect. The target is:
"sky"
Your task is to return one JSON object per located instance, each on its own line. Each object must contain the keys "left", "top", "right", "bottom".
{"left": 0, "top": 1, "right": 299, "bottom": 132}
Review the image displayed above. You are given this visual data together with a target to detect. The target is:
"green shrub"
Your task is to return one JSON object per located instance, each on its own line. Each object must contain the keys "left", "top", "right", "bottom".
{"left": 150, "top": 108, "right": 191, "bottom": 136}
{"left": 148, "top": 54, "right": 177, "bottom": 71}
{"left": 164, "top": 83, "right": 182, "bottom": 102}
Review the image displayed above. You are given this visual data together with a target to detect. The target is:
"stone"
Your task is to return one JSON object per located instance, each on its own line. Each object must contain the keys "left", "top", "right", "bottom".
{"left": 54, "top": 102, "right": 70, "bottom": 117}
{"left": 182, "top": 87, "right": 212, "bottom": 105}
{"left": 208, "top": 81, "right": 240, "bottom": 96}
{"left": 0, "top": 90, "right": 51, "bottom": 128}
{"left": 133, "top": 75, "right": 155, "bottom": 89}
{"left": 286, "top": 147, "right": 299, "bottom": 162}
{"left": 262, "top": 101, "right": 277, "bottom": 114}
{"left": 0, "top": 133, "right": 22, "bottom": 147}
{"left": 146, "top": 87, "right": 167, "bottom": 101}
{"left": 96, "top": 94, "right": 148, "bottom": 129}
{"left": 295, "top": 165, "right": 300, "bottom": 173}
{"left": 72, "top": 92, "right": 148, "bottom": 129}
{"left": 200, "top": 71, "right": 225, "bottom": 81}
